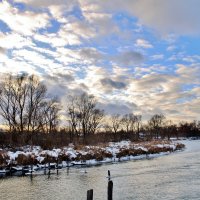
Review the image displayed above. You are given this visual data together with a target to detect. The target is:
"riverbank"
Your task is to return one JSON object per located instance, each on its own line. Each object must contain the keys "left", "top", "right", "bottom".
{"left": 0, "top": 140, "right": 185, "bottom": 172}
{"left": 1, "top": 140, "right": 199, "bottom": 200}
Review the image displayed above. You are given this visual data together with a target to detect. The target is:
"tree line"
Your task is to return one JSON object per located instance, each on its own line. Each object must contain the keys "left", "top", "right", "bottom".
{"left": 0, "top": 74, "right": 200, "bottom": 148}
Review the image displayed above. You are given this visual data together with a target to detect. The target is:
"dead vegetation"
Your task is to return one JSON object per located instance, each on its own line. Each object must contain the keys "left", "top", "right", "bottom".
{"left": 175, "top": 143, "right": 185, "bottom": 150}
{"left": 0, "top": 140, "right": 185, "bottom": 167}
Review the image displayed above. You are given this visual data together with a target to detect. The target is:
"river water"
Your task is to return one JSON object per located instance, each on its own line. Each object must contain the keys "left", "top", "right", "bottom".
{"left": 0, "top": 140, "right": 200, "bottom": 200}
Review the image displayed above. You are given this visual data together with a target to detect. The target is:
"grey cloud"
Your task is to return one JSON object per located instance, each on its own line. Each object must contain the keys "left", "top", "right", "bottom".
{"left": 176, "top": 64, "right": 200, "bottom": 84}
{"left": 135, "top": 74, "right": 169, "bottom": 90}
{"left": 56, "top": 73, "right": 75, "bottom": 82}
{"left": 0, "top": 47, "right": 6, "bottom": 55}
{"left": 100, "top": 78, "right": 126, "bottom": 90}
{"left": 114, "top": 51, "right": 144, "bottom": 66}
{"left": 79, "top": 48, "right": 103, "bottom": 63}
{"left": 43, "top": 74, "right": 88, "bottom": 101}
{"left": 130, "top": 0, "right": 200, "bottom": 35}
{"left": 14, "top": 0, "right": 200, "bottom": 36}
{"left": 45, "top": 73, "right": 75, "bottom": 83}
{"left": 82, "top": 0, "right": 200, "bottom": 35}
{"left": 69, "top": 85, "right": 89, "bottom": 96}
{"left": 165, "top": 109, "right": 180, "bottom": 115}
{"left": 79, "top": 48, "right": 144, "bottom": 66}
{"left": 43, "top": 80, "right": 68, "bottom": 100}
{"left": 98, "top": 101, "right": 137, "bottom": 115}
{"left": 14, "top": 0, "right": 78, "bottom": 9}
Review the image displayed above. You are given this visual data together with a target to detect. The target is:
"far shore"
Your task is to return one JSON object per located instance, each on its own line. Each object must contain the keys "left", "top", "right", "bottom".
{"left": 0, "top": 139, "right": 185, "bottom": 176}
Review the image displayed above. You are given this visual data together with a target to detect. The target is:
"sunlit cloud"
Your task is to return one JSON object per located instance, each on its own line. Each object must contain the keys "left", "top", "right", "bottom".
{"left": 0, "top": 0, "right": 200, "bottom": 122}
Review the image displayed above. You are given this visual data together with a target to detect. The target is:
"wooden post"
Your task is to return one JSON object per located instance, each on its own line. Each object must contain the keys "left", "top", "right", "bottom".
{"left": 22, "top": 167, "right": 25, "bottom": 176}
{"left": 108, "top": 170, "right": 111, "bottom": 180}
{"left": 87, "top": 189, "right": 93, "bottom": 200}
{"left": 56, "top": 159, "right": 59, "bottom": 175}
{"left": 31, "top": 164, "right": 33, "bottom": 173}
{"left": 48, "top": 162, "right": 51, "bottom": 178}
{"left": 30, "top": 164, "right": 33, "bottom": 180}
{"left": 107, "top": 180, "right": 113, "bottom": 200}
{"left": 44, "top": 163, "right": 46, "bottom": 175}
{"left": 10, "top": 161, "right": 13, "bottom": 176}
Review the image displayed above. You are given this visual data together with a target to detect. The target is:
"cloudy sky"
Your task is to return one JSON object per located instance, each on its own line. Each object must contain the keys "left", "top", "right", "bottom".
{"left": 0, "top": 0, "right": 200, "bottom": 122}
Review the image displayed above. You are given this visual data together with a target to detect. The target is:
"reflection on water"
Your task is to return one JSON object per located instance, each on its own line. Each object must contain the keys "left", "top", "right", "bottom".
{"left": 0, "top": 140, "right": 200, "bottom": 200}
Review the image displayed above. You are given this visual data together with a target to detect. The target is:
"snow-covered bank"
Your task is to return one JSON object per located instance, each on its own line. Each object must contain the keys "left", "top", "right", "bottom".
{"left": 0, "top": 140, "right": 185, "bottom": 170}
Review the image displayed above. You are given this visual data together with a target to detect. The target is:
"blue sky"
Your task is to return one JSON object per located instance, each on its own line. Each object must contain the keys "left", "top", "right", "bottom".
{"left": 0, "top": 0, "right": 200, "bottom": 122}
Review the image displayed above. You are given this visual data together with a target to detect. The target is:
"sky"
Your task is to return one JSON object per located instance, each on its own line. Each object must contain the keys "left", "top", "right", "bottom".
{"left": 0, "top": 0, "right": 200, "bottom": 122}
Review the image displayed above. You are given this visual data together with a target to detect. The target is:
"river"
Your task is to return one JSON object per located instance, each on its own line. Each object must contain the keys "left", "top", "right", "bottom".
{"left": 0, "top": 140, "right": 200, "bottom": 200}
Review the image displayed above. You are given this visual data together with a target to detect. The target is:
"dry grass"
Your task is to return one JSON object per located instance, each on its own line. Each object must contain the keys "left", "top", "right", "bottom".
{"left": 0, "top": 151, "right": 9, "bottom": 166}
{"left": 175, "top": 143, "right": 185, "bottom": 150}
{"left": 0, "top": 140, "right": 185, "bottom": 166}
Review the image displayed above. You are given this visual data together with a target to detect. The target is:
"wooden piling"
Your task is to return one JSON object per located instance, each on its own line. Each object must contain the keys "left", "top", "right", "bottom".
{"left": 87, "top": 189, "right": 93, "bottom": 200}
{"left": 48, "top": 162, "right": 51, "bottom": 178}
{"left": 108, "top": 170, "right": 111, "bottom": 180}
{"left": 30, "top": 164, "right": 33, "bottom": 180}
{"left": 44, "top": 163, "right": 46, "bottom": 175}
{"left": 67, "top": 166, "right": 69, "bottom": 175}
{"left": 107, "top": 180, "right": 113, "bottom": 200}
{"left": 56, "top": 159, "right": 59, "bottom": 175}
{"left": 9, "top": 162, "right": 13, "bottom": 176}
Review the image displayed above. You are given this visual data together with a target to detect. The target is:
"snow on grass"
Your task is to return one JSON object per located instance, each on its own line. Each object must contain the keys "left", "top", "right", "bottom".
{"left": 0, "top": 140, "right": 185, "bottom": 167}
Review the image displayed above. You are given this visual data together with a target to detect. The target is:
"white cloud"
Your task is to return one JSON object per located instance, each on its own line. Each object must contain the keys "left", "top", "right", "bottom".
{"left": 0, "top": 1, "right": 50, "bottom": 36}
{"left": 0, "top": 56, "right": 37, "bottom": 75}
{"left": 12, "top": 49, "right": 64, "bottom": 75}
{"left": 151, "top": 54, "right": 164, "bottom": 60}
{"left": 14, "top": 0, "right": 78, "bottom": 19}
{"left": 135, "top": 39, "right": 153, "bottom": 49}
{"left": 0, "top": 32, "right": 34, "bottom": 49}
{"left": 176, "top": 64, "right": 200, "bottom": 84}
{"left": 1, "top": 0, "right": 200, "bottom": 122}
{"left": 167, "top": 45, "right": 176, "bottom": 51}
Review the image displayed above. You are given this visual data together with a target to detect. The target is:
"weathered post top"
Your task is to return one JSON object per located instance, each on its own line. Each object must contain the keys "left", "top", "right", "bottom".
{"left": 108, "top": 180, "right": 113, "bottom": 200}
{"left": 87, "top": 189, "right": 93, "bottom": 200}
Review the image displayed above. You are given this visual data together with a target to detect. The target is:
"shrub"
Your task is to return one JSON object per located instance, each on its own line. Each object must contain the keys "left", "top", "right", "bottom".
{"left": 116, "top": 148, "right": 130, "bottom": 158}
{"left": 74, "top": 153, "right": 94, "bottom": 161}
{"left": 95, "top": 153, "right": 103, "bottom": 161}
{"left": 147, "top": 146, "right": 173, "bottom": 154}
{"left": 148, "top": 147, "right": 163, "bottom": 154}
{"left": 16, "top": 154, "right": 34, "bottom": 165}
{"left": 175, "top": 143, "right": 185, "bottom": 150}
{"left": 129, "top": 148, "right": 147, "bottom": 156}
{"left": 102, "top": 151, "right": 113, "bottom": 158}
{"left": 0, "top": 152, "right": 8, "bottom": 166}
{"left": 58, "top": 153, "right": 71, "bottom": 161}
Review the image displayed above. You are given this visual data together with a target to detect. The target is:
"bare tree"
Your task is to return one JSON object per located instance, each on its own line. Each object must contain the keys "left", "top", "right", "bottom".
{"left": 148, "top": 114, "right": 165, "bottom": 139}
{"left": 39, "top": 99, "right": 60, "bottom": 134}
{"left": 0, "top": 73, "right": 60, "bottom": 137}
{"left": 134, "top": 115, "right": 142, "bottom": 139}
{"left": 120, "top": 114, "right": 142, "bottom": 139}
{"left": 88, "top": 108, "right": 104, "bottom": 135}
{"left": 121, "top": 114, "right": 133, "bottom": 133}
{"left": 26, "top": 75, "right": 47, "bottom": 133}
{"left": 0, "top": 75, "right": 17, "bottom": 132}
{"left": 77, "top": 93, "right": 96, "bottom": 141}
{"left": 163, "top": 120, "right": 177, "bottom": 140}
{"left": 110, "top": 114, "right": 122, "bottom": 141}
{"left": 67, "top": 93, "right": 104, "bottom": 143}
{"left": 67, "top": 96, "right": 81, "bottom": 142}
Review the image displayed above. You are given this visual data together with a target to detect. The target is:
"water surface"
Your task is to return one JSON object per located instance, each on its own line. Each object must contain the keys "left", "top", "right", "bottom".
{"left": 0, "top": 140, "right": 199, "bottom": 200}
